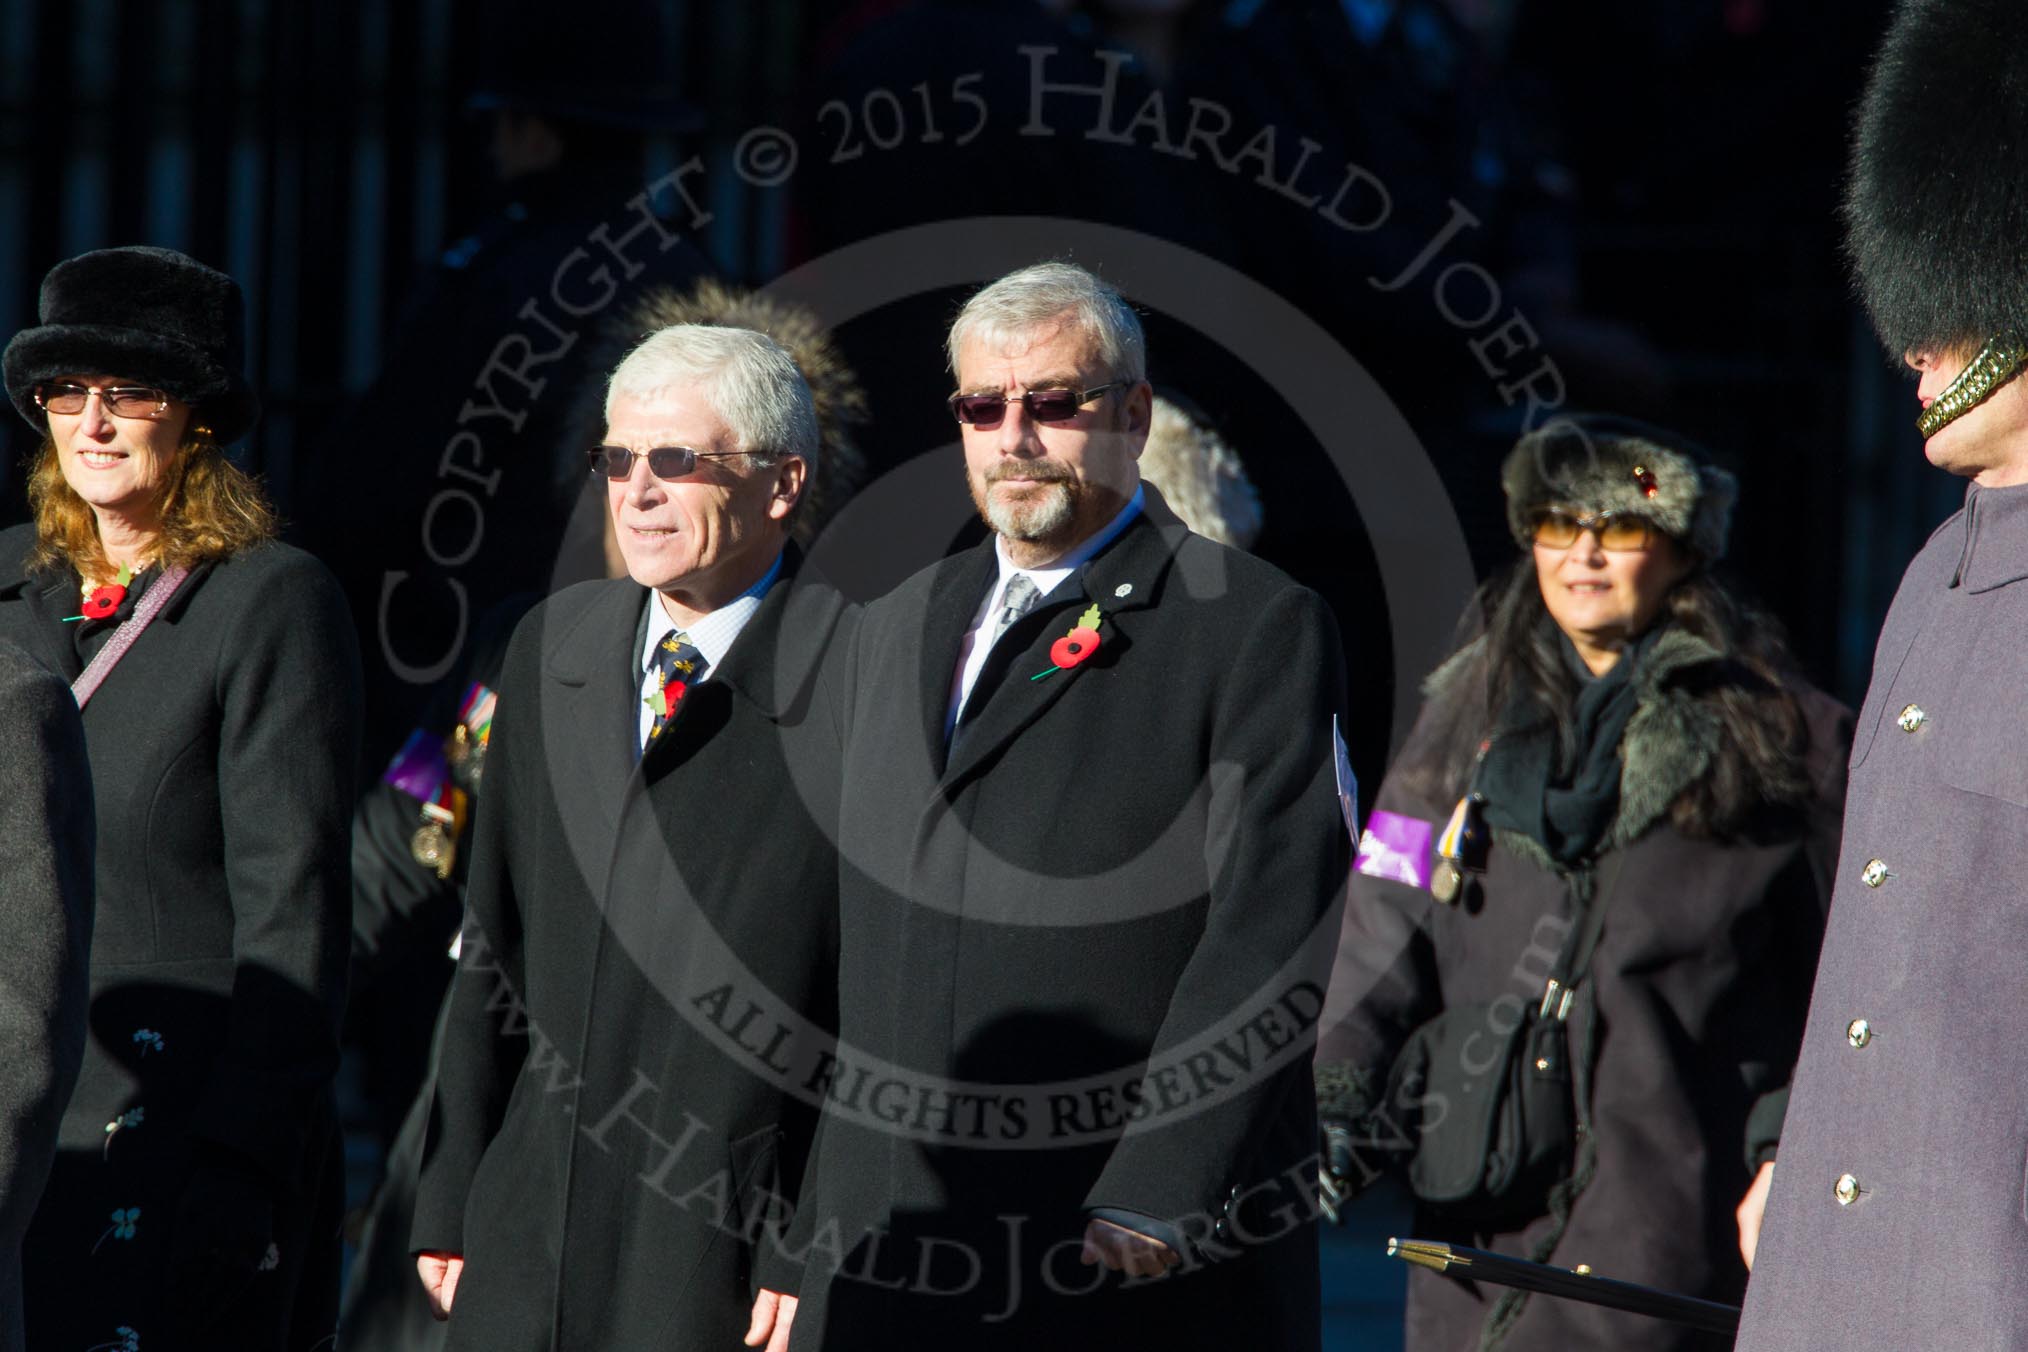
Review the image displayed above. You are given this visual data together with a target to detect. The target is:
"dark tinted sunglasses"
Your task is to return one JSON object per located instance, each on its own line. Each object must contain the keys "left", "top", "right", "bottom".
{"left": 947, "top": 381, "right": 1128, "bottom": 426}
{"left": 587, "top": 445, "right": 749, "bottom": 480}
{"left": 1529, "top": 508, "right": 1658, "bottom": 552}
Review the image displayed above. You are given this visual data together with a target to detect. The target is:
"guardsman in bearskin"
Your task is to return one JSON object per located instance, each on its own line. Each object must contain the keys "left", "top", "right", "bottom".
{"left": 1734, "top": 2, "right": 2028, "bottom": 1346}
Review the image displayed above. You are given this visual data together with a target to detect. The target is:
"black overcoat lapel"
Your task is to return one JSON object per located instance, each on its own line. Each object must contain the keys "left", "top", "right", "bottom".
{"left": 539, "top": 579, "right": 645, "bottom": 894}
{"left": 938, "top": 507, "right": 1178, "bottom": 790}
{"left": 0, "top": 558, "right": 219, "bottom": 690}
{"left": 916, "top": 539, "right": 1001, "bottom": 771}
{"left": 637, "top": 547, "right": 834, "bottom": 779}
{"left": 12, "top": 572, "right": 83, "bottom": 683}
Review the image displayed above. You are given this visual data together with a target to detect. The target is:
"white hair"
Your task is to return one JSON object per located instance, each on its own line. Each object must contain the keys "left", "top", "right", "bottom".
{"left": 1139, "top": 396, "right": 1263, "bottom": 549}
{"left": 604, "top": 323, "right": 819, "bottom": 472}
{"left": 946, "top": 261, "right": 1146, "bottom": 382}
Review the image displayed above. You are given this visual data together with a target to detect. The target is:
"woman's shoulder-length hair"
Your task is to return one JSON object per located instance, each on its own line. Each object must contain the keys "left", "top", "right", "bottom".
{"left": 1405, "top": 558, "right": 1816, "bottom": 841}
{"left": 25, "top": 434, "right": 278, "bottom": 577}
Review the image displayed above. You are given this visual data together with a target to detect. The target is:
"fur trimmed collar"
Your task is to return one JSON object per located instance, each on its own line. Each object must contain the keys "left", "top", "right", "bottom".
{"left": 1416, "top": 627, "right": 1770, "bottom": 867}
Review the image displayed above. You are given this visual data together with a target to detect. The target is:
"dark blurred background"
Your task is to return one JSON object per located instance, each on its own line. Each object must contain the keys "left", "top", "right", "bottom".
{"left": 0, "top": 0, "right": 1947, "bottom": 776}
{"left": 5, "top": 2, "right": 1963, "bottom": 1342}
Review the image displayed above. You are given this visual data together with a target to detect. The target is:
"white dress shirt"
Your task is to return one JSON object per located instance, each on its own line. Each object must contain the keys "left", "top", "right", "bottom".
{"left": 636, "top": 552, "right": 783, "bottom": 749}
{"left": 945, "top": 485, "right": 1145, "bottom": 740}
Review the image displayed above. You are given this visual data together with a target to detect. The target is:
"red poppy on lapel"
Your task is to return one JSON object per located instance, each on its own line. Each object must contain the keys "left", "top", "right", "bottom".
{"left": 649, "top": 679, "right": 689, "bottom": 719}
{"left": 79, "top": 584, "right": 125, "bottom": 620}
{"left": 66, "top": 564, "right": 133, "bottom": 623}
{"left": 1032, "top": 605, "right": 1104, "bottom": 681}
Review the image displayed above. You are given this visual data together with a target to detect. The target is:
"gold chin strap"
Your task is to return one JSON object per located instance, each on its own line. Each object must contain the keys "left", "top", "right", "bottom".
{"left": 1918, "top": 333, "right": 2028, "bottom": 439}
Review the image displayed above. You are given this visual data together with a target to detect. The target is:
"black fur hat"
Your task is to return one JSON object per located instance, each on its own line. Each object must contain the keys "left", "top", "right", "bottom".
{"left": 1846, "top": 0, "right": 2028, "bottom": 357}
{"left": 1501, "top": 414, "right": 1737, "bottom": 562}
{"left": 3, "top": 246, "right": 260, "bottom": 443}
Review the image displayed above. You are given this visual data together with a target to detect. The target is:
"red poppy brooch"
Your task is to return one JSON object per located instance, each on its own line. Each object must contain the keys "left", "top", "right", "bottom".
{"left": 1032, "top": 604, "right": 1103, "bottom": 681}
{"left": 65, "top": 564, "right": 132, "bottom": 623}
{"left": 647, "top": 678, "right": 689, "bottom": 720}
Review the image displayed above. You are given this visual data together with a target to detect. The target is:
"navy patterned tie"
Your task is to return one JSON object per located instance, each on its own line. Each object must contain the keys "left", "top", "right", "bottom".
{"left": 641, "top": 629, "right": 708, "bottom": 755}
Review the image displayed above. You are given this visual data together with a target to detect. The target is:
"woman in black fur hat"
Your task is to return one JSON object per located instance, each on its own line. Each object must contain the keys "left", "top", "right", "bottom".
{"left": 0, "top": 246, "right": 360, "bottom": 1352}
{"left": 1314, "top": 416, "right": 1850, "bottom": 1351}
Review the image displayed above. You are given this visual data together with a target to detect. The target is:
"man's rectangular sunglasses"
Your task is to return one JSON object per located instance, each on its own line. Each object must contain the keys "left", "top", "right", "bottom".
{"left": 587, "top": 445, "right": 748, "bottom": 480}
{"left": 1529, "top": 508, "right": 1659, "bottom": 552}
{"left": 33, "top": 382, "right": 170, "bottom": 418}
{"left": 946, "top": 381, "right": 1128, "bottom": 426}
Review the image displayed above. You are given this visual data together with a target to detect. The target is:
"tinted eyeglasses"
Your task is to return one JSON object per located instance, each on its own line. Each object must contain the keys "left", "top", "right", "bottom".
{"left": 1529, "top": 508, "right": 1659, "bottom": 552}
{"left": 587, "top": 445, "right": 749, "bottom": 480}
{"left": 34, "top": 382, "right": 171, "bottom": 418}
{"left": 947, "top": 381, "right": 1128, "bottom": 426}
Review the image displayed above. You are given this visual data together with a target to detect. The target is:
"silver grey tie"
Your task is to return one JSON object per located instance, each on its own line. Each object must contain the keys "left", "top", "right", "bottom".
{"left": 989, "top": 574, "right": 1043, "bottom": 647}
{"left": 950, "top": 573, "right": 1046, "bottom": 754}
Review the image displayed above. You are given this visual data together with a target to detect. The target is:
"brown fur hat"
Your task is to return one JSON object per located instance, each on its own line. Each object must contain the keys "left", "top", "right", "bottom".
{"left": 1501, "top": 414, "right": 1737, "bottom": 562}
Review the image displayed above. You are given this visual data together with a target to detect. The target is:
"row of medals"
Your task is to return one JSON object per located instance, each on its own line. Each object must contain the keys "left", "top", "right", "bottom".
{"left": 411, "top": 720, "right": 485, "bottom": 880}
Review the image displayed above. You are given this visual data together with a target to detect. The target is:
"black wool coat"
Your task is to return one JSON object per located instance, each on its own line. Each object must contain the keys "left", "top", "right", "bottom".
{"left": 1316, "top": 627, "right": 1849, "bottom": 1352}
{"left": 787, "top": 491, "right": 1350, "bottom": 1351}
{"left": 410, "top": 554, "right": 849, "bottom": 1351}
{"left": 0, "top": 639, "right": 94, "bottom": 1352}
{"left": 0, "top": 525, "right": 361, "bottom": 1352}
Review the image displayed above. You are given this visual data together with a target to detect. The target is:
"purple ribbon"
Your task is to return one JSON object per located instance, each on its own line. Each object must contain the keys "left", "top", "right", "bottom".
{"left": 382, "top": 728, "right": 449, "bottom": 802}
{"left": 1355, "top": 810, "right": 1435, "bottom": 889}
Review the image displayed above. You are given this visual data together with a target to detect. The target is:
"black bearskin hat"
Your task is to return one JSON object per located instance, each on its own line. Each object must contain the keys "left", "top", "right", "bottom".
{"left": 1846, "top": 0, "right": 2028, "bottom": 358}
{"left": 1502, "top": 414, "right": 1737, "bottom": 562}
{"left": 4, "top": 246, "right": 260, "bottom": 443}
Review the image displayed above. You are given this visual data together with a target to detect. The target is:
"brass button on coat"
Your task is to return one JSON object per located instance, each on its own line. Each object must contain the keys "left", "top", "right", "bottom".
{"left": 1847, "top": 1019, "right": 1873, "bottom": 1048}
{"left": 1835, "top": 1174, "right": 1861, "bottom": 1205}
{"left": 1861, "top": 859, "right": 1890, "bottom": 888}
{"left": 1897, "top": 703, "right": 1927, "bottom": 732}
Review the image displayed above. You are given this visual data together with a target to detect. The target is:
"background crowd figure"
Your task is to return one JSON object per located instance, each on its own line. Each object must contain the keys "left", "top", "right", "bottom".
{"left": 1, "top": 1, "right": 2018, "bottom": 1350}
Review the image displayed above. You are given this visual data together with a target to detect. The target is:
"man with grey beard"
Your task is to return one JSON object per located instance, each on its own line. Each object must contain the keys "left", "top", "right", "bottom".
{"left": 761, "top": 262, "right": 1350, "bottom": 1350}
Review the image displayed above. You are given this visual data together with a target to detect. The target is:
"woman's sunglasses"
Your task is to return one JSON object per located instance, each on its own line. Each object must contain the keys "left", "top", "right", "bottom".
{"left": 586, "top": 445, "right": 749, "bottom": 480}
{"left": 34, "top": 382, "right": 171, "bottom": 418}
{"left": 946, "top": 381, "right": 1127, "bottom": 426}
{"left": 1529, "top": 508, "right": 1658, "bottom": 552}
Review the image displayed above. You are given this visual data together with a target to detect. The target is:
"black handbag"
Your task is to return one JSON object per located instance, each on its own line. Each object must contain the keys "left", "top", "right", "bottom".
{"left": 1377, "top": 855, "right": 1624, "bottom": 1227}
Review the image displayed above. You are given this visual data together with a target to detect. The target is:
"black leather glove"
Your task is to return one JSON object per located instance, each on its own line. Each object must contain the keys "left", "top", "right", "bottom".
{"left": 1315, "top": 1060, "right": 1384, "bottom": 1224}
{"left": 1318, "top": 1119, "right": 1363, "bottom": 1224}
{"left": 166, "top": 1154, "right": 277, "bottom": 1333}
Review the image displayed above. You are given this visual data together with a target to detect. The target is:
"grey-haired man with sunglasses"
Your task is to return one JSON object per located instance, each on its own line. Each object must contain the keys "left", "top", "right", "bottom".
{"left": 775, "top": 262, "right": 1350, "bottom": 1349}
{"left": 411, "top": 324, "right": 850, "bottom": 1352}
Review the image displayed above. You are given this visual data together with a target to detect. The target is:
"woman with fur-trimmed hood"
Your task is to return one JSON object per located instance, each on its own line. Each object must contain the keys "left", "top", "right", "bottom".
{"left": 1314, "top": 416, "right": 1849, "bottom": 1351}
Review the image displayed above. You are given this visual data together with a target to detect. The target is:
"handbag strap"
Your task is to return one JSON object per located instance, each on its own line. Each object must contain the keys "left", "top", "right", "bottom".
{"left": 70, "top": 564, "right": 191, "bottom": 710}
{"left": 1538, "top": 851, "right": 1628, "bottom": 1020}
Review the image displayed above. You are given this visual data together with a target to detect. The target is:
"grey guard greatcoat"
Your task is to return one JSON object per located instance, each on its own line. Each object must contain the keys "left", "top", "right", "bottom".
{"left": 787, "top": 489, "right": 1350, "bottom": 1351}
{"left": 1737, "top": 481, "right": 2028, "bottom": 1349}
{"left": 410, "top": 554, "right": 848, "bottom": 1351}
{"left": 1318, "top": 625, "right": 1848, "bottom": 1351}
{"left": 0, "top": 526, "right": 361, "bottom": 1352}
